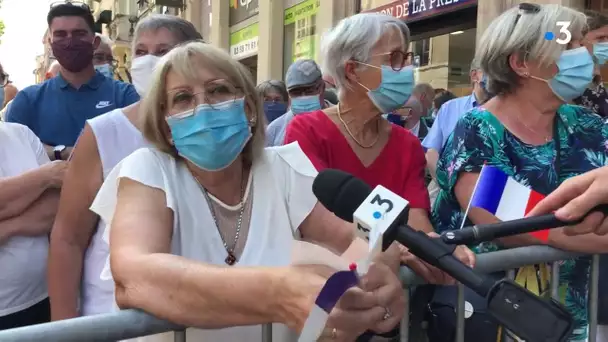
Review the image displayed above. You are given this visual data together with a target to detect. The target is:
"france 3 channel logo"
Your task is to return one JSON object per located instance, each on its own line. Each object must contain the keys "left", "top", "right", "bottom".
{"left": 544, "top": 21, "right": 572, "bottom": 45}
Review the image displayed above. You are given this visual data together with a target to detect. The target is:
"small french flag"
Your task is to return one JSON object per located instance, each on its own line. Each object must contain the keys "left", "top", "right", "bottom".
{"left": 469, "top": 165, "right": 549, "bottom": 241}
{"left": 298, "top": 270, "right": 359, "bottom": 342}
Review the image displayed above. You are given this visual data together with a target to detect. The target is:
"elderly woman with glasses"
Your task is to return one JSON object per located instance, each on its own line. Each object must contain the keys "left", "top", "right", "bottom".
{"left": 89, "top": 41, "right": 406, "bottom": 342}
{"left": 284, "top": 13, "right": 475, "bottom": 287}
{"left": 431, "top": 4, "right": 608, "bottom": 341}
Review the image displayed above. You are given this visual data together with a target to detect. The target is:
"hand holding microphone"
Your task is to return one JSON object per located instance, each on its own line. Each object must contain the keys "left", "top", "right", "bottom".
{"left": 527, "top": 166, "right": 608, "bottom": 236}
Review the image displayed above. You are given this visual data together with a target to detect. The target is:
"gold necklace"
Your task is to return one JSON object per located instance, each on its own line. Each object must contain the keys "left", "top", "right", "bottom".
{"left": 514, "top": 114, "right": 552, "bottom": 142}
{"left": 336, "top": 103, "right": 379, "bottom": 149}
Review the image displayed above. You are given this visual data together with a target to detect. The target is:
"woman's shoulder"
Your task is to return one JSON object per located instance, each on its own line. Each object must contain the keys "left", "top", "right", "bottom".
{"left": 558, "top": 104, "right": 606, "bottom": 128}
{"left": 261, "top": 142, "right": 318, "bottom": 178}
{"left": 290, "top": 109, "right": 329, "bottom": 127}
{"left": 121, "top": 147, "right": 175, "bottom": 169}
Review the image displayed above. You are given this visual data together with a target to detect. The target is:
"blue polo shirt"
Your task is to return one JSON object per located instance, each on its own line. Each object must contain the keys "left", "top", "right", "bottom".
{"left": 6, "top": 72, "right": 139, "bottom": 146}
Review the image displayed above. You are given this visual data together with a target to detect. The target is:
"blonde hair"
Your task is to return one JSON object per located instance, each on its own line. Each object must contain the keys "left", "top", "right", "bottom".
{"left": 140, "top": 41, "right": 265, "bottom": 166}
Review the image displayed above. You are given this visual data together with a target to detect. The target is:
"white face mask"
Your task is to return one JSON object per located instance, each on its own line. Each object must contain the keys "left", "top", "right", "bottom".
{"left": 130, "top": 55, "right": 161, "bottom": 96}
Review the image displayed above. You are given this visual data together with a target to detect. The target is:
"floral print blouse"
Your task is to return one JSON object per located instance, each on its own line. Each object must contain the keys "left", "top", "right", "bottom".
{"left": 573, "top": 83, "right": 608, "bottom": 118}
{"left": 432, "top": 104, "right": 608, "bottom": 341}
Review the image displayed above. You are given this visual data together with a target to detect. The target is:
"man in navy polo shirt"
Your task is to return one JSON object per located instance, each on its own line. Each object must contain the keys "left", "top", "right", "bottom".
{"left": 6, "top": 2, "right": 138, "bottom": 161}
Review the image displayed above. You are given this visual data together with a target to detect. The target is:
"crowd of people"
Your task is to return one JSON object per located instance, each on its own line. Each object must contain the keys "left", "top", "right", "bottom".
{"left": 1, "top": 1, "right": 608, "bottom": 342}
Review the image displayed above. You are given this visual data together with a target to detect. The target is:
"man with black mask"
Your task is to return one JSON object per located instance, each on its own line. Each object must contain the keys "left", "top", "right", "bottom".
{"left": 5, "top": 2, "right": 138, "bottom": 161}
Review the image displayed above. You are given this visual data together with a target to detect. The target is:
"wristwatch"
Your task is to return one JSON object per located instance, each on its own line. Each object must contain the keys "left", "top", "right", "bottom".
{"left": 54, "top": 145, "right": 66, "bottom": 160}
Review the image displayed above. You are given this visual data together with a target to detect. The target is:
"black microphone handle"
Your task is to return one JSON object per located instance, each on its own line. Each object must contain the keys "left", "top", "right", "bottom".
{"left": 442, "top": 204, "right": 608, "bottom": 245}
{"left": 385, "top": 224, "right": 495, "bottom": 296}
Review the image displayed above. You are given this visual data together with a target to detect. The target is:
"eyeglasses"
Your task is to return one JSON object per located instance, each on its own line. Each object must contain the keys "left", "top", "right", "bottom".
{"left": 93, "top": 53, "right": 116, "bottom": 65}
{"left": 166, "top": 80, "right": 244, "bottom": 111}
{"left": 512, "top": 3, "right": 540, "bottom": 30}
{"left": 50, "top": 1, "right": 91, "bottom": 10}
{"left": 373, "top": 51, "right": 414, "bottom": 71}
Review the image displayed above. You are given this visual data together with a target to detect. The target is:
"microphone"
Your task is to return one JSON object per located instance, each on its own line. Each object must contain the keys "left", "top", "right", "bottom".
{"left": 313, "top": 169, "right": 574, "bottom": 342}
{"left": 312, "top": 169, "right": 494, "bottom": 295}
{"left": 441, "top": 205, "right": 608, "bottom": 245}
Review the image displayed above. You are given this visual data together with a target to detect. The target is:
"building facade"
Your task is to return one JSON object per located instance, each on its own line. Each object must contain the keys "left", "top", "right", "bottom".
{"left": 33, "top": 0, "right": 608, "bottom": 88}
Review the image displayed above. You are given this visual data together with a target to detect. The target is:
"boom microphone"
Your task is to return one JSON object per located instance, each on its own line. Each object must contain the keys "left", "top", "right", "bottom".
{"left": 441, "top": 205, "right": 608, "bottom": 245}
{"left": 312, "top": 169, "right": 574, "bottom": 342}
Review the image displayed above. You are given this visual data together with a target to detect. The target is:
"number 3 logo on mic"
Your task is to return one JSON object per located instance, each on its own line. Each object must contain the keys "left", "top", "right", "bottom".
{"left": 353, "top": 185, "right": 409, "bottom": 248}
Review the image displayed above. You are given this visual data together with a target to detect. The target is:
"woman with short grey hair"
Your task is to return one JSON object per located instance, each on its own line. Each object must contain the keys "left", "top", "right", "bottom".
{"left": 284, "top": 10, "right": 476, "bottom": 291}
{"left": 432, "top": 4, "right": 608, "bottom": 341}
{"left": 47, "top": 14, "right": 202, "bottom": 320}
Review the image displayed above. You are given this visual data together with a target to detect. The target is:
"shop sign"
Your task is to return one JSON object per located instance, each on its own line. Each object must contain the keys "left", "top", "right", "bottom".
{"left": 284, "top": 0, "right": 320, "bottom": 26}
{"left": 155, "top": 0, "right": 183, "bottom": 7}
{"left": 285, "top": 0, "right": 321, "bottom": 62}
{"left": 230, "top": 23, "right": 259, "bottom": 60}
{"left": 229, "top": 0, "right": 260, "bottom": 26}
{"left": 367, "top": 0, "right": 477, "bottom": 22}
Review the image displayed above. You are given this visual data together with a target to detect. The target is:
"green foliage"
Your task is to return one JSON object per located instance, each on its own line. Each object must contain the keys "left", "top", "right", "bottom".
{"left": 0, "top": 0, "right": 4, "bottom": 43}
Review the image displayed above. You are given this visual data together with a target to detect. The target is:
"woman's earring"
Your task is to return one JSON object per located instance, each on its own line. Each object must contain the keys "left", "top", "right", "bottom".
{"left": 523, "top": 71, "right": 530, "bottom": 77}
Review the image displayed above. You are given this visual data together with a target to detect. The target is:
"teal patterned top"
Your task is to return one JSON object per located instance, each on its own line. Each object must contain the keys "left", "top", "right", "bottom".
{"left": 432, "top": 104, "right": 608, "bottom": 341}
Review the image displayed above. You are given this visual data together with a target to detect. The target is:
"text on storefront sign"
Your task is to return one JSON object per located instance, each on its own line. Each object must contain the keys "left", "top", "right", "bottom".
{"left": 368, "top": 0, "right": 476, "bottom": 21}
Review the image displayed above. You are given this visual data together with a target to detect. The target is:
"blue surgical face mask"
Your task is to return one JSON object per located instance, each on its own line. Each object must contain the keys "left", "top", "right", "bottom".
{"left": 594, "top": 42, "right": 608, "bottom": 65}
{"left": 290, "top": 95, "right": 322, "bottom": 114}
{"left": 263, "top": 101, "right": 287, "bottom": 123}
{"left": 95, "top": 64, "right": 113, "bottom": 78}
{"left": 166, "top": 98, "right": 252, "bottom": 171}
{"left": 358, "top": 63, "right": 415, "bottom": 113}
{"left": 530, "top": 47, "right": 594, "bottom": 102}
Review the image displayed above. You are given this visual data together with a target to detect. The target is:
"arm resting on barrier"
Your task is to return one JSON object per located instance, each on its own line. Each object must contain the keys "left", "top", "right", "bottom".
{"left": 110, "top": 178, "right": 318, "bottom": 332}
{"left": 48, "top": 124, "right": 104, "bottom": 321}
{"left": 0, "top": 189, "right": 59, "bottom": 244}
{"left": 548, "top": 228, "right": 608, "bottom": 253}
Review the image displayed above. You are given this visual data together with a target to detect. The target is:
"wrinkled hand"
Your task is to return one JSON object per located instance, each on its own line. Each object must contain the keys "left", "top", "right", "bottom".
{"left": 41, "top": 160, "right": 69, "bottom": 188}
{"left": 321, "top": 257, "right": 405, "bottom": 340}
{"left": 527, "top": 166, "right": 608, "bottom": 236}
{"left": 398, "top": 232, "right": 475, "bottom": 285}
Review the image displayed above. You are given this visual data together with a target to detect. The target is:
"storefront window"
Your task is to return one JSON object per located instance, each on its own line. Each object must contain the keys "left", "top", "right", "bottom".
{"left": 283, "top": 0, "right": 321, "bottom": 77}
{"left": 412, "top": 28, "right": 476, "bottom": 97}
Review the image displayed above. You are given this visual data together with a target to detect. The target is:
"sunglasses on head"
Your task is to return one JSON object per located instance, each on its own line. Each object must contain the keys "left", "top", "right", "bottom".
{"left": 49, "top": 1, "right": 91, "bottom": 11}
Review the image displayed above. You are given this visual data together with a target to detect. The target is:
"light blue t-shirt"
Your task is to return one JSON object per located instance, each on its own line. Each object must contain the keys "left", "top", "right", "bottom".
{"left": 422, "top": 94, "right": 478, "bottom": 153}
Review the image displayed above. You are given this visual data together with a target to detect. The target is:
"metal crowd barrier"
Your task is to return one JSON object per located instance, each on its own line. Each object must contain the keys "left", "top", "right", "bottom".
{"left": 0, "top": 246, "right": 600, "bottom": 342}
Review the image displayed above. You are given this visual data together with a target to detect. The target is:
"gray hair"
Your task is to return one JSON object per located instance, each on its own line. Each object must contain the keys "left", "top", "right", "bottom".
{"left": 476, "top": 4, "right": 587, "bottom": 95}
{"left": 256, "top": 80, "right": 288, "bottom": 102}
{"left": 96, "top": 33, "right": 114, "bottom": 48}
{"left": 320, "top": 13, "right": 411, "bottom": 96}
{"left": 132, "top": 14, "right": 202, "bottom": 52}
{"left": 412, "top": 83, "right": 434, "bottom": 97}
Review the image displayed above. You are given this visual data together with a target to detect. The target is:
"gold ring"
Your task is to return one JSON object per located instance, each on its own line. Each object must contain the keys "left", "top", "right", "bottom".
{"left": 331, "top": 328, "right": 337, "bottom": 339}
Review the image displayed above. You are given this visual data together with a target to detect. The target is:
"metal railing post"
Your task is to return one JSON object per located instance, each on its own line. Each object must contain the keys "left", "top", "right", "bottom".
{"left": 400, "top": 288, "right": 410, "bottom": 342}
{"left": 261, "top": 323, "right": 272, "bottom": 342}
{"left": 455, "top": 283, "right": 465, "bottom": 342}
{"left": 551, "top": 262, "right": 560, "bottom": 300}
{"left": 173, "top": 330, "right": 186, "bottom": 342}
{"left": 589, "top": 254, "right": 600, "bottom": 342}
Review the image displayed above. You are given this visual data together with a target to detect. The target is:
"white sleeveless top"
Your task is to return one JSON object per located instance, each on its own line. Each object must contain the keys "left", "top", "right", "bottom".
{"left": 90, "top": 143, "right": 318, "bottom": 342}
{"left": 82, "top": 108, "right": 145, "bottom": 316}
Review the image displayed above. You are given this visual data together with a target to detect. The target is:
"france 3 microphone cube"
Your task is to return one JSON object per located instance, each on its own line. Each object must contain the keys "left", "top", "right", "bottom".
{"left": 353, "top": 185, "right": 409, "bottom": 259}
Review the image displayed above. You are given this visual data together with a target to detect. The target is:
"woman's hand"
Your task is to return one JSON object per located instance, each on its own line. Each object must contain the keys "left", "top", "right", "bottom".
{"left": 320, "top": 260, "right": 405, "bottom": 340}
{"left": 398, "top": 232, "right": 475, "bottom": 285}
{"left": 527, "top": 166, "right": 608, "bottom": 236}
